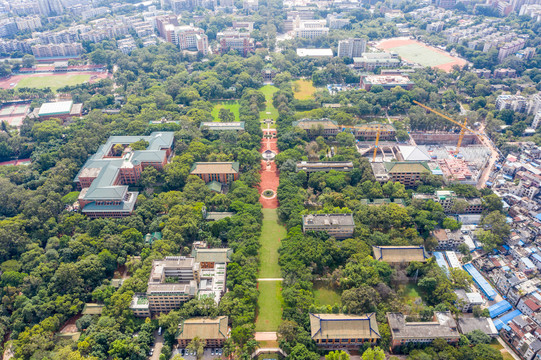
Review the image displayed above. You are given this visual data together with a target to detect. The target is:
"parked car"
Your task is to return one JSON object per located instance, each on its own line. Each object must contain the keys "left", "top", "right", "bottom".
{"left": 211, "top": 349, "right": 215, "bottom": 356}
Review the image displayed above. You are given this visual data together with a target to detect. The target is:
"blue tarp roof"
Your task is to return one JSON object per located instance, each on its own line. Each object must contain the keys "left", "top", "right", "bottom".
{"left": 536, "top": 214, "right": 541, "bottom": 221}
{"left": 463, "top": 263, "right": 498, "bottom": 300}
{"left": 494, "top": 310, "right": 522, "bottom": 330}
{"left": 488, "top": 300, "right": 512, "bottom": 318}
{"left": 532, "top": 254, "right": 541, "bottom": 264}
{"left": 503, "top": 245, "right": 510, "bottom": 250}
{"left": 434, "top": 252, "right": 449, "bottom": 276}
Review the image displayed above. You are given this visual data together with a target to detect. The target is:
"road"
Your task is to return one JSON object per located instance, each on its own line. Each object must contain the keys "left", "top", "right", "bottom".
{"left": 476, "top": 122, "right": 500, "bottom": 189}
{"left": 149, "top": 332, "right": 163, "bottom": 360}
{"left": 498, "top": 337, "right": 522, "bottom": 360}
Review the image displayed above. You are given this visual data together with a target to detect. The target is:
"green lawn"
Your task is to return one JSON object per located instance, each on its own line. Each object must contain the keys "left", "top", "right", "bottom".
{"left": 293, "top": 79, "right": 317, "bottom": 100}
{"left": 256, "top": 280, "right": 283, "bottom": 332}
{"left": 313, "top": 285, "right": 341, "bottom": 306}
{"left": 259, "top": 85, "right": 279, "bottom": 128}
{"left": 15, "top": 74, "right": 91, "bottom": 91}
{"left": 255, "top": 209, "right": 286, "bottom": 332}
{"left": 388, "top": 43, "right": 452, "bottom": 67}
{"left": 259, "top": 208, "right": 286, "bottom": 278}
{"left": 490, "top": 342, "right": 515, "bottom": 360}
{"left": 210, "top": 101, "right": 240, "bottom": 122}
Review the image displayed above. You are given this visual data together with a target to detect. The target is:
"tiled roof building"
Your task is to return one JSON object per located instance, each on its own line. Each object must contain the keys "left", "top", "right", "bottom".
{"left": 177, "top": 316, "right": 229, "bottom": 348}
{"left": 74, "top": 132, "right": 174, "bottom": 217}
{"left": 309, "top": 313, "right": 380, "bottom": 348}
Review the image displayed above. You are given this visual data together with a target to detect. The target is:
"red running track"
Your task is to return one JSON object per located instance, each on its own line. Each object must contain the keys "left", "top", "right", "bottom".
{"left": 259, "top": 130, "right": 280, "bottom": 209}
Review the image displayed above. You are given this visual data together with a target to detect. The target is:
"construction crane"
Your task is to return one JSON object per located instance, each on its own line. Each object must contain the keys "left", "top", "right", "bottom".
{"left": 341, "top": 124, "right": 382, "bottom": 162}
{"left": 412, "top": 100, "right": 476, "bottom": 156}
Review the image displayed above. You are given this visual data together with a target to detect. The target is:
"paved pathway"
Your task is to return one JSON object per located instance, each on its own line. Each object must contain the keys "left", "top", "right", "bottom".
{"left": 259, "top": 129, "right": 279, "bottom": 208}
{"left": 254, "top": 332, "right": 277, "bottom": 341}
{"left": 257, "top": 278, "right": 283, "bottom": 281}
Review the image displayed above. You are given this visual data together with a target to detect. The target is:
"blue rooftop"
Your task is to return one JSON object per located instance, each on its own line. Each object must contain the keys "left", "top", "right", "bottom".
{"left": 493, "top": 310, "right": 522, "bottom": 330}
{"left": 463, "top": 263, "right": 497, "bottom": 300}
{"left": 488, "top": 300, "right": 512, "bottom": 318}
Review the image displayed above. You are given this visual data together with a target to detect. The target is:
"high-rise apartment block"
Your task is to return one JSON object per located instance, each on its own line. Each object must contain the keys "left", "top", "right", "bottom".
{"left": 337, "top": 38, "right": 366, "bottom": 58}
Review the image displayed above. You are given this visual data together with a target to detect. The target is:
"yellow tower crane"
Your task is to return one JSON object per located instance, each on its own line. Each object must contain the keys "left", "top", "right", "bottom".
{"left": 341, "top": 124, "right": 382, "bottom": 162}
{"left": 412, "top": 100, "right": 476, "bottom": 156}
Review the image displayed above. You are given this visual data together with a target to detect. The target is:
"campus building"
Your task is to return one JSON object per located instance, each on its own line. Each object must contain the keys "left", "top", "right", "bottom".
{"left": 146, "top": 257, "right": 200, "bottom": 314}
{"left": 74, "top": 132, "right": 174, "bottom": 218}
{"left": 353, "top": 52, "right": 400, "bottom": 71}
{"left": 337, "top": 38, "right": 366, "bottom": 58}
{"left": 131, "top": 251, "right": 231, "bottom": 316}
{"left": 302, "top": 214, "right": 355, "bottom": 239}
{"left": 292, "top": 118, "right": 340, "bottom": 137}
{"left": 309, "top": 313, "right": 380, "bottom": 348}
{"left": 360, "top": 74, "right": 414, "bottom": 91}
{"left": 347, "top": 123, "right": 396, "bottom": 141}
{"left": 295, "top": 161, "right": 354, "bottom": 173}
{"left": 176, "top": 25, "right": 209, "bottom": 55}
{"left": 372, "top": 246, "right": 428, "bottom": 264}
{"left": 413, "top": 191, "right": 484, "bottom": 214}
{"left": 37, "top": 100, "right": 82, "bottom": 120}
{"left": 387, "top": 312, "right": 460, "bottom": 348}
{"left": 200, "top": 122, "right": 245, "bottom": 132}
{"left": 371, "top": 162, "right": 431, "bottom": 187}
{"left": 177, "top": 317, "right": 229, "bottom": 348}
{"left": 190, "top": 162, "right": 240, "bottom": 184}
{"left": 217, "top": 30, "right": 254, "bottom": 56}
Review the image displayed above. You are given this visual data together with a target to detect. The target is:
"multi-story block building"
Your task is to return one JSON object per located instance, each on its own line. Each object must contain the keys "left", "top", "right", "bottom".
{"left": 413, "top": 191, "right": 484, "bottom": 214}
{"left": 292, "top": 118, "right": 341, "bottom": 137}
{"left": 326, "top": 13, "right": 350, "bottom": 29}
{"left": 74, "top": 132, "right": 174, "bottom": 218}
{"left": 388, "top": 312, "right": 460, "bottom": 348}
{"left": 0, "top": 19, "right": 18, "bottom": 37}
{"left": 176, "top": 25, "right": 208, "bottom": 54}
{"left": 190, "top": 162, "right": 240, "bottom": 184}
{"left": 31, "top": 43, "right": 84, "bottom": 58}
{"left": 432, "top": 229, "right": 466, "bottom": 250}
{"left": 372, "top": 162, "right": 431, "bottom": 187}
{"left": 131, "top": 249, "right": 231, "bottom": 317}
{"left": 292, "top": 19, "right": 329, "bottom": 39}
{"left": 337, "top": 38, "right": 366, "bottom": 58}
{"left": 353, "top": 52, "right": 400, "bottom": 70}
{"left": 217, "top": 30, "right": 254, "bottom": 56}
{"left": 177, "top": 317, "right": 229, "bottom": 348}
{"left": 15, "top": 16, "right": 42, "bottom": 32}
{"left": 295, "top": 161, "right": 354, "bottom": 173}
{"left": 309, "top": 313, "right": 380, "bottom": 348}
{"left": 496, "top": 95, "right": 528, "bottom": 112}
{"left": 146, "top": 257, "right": 200, "bottom": 314}
{"left": 302, "top": 214, "right": 355, "bottom": 239}
{"left": 360, "top": 74, "right": 414, "bottom": 91}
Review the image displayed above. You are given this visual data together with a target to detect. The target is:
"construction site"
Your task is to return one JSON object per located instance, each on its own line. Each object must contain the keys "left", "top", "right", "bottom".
{"left": 358, "top": 102, "right": 496, "bottom": 188}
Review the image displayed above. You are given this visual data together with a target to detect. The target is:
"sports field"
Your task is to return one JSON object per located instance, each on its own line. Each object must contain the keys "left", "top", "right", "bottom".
{"left": 293, "top": 79, "right": 317, "bottom": 100}
{"left": 376, "top": 38, "right": 468, "bottom": 72}
{"left": 15, "top": 74, "right": 91, "bottom": 91}
{"left": 210, "top": 101, "right": 240, "bottom": 122}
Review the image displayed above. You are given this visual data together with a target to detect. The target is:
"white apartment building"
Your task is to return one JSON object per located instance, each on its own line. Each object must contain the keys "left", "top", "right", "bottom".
{"left": 15, "top": 16, "right": 42, "bottom": 32}
{"left": 337, "top": 38, "right": 366, "bottom": 58}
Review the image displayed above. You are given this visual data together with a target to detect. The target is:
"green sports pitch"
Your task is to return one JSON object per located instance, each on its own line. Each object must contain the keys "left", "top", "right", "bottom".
{"left": 15, "top": 74, "right": 91, "bottom": 91}
{"left": 389, "top": 43, "right": 452, "bottom": 67}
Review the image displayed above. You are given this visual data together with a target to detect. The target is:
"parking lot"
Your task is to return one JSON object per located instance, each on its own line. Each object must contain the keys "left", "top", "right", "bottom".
{"left": 171, "top": 348, "right": 224, "bottom": 360}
